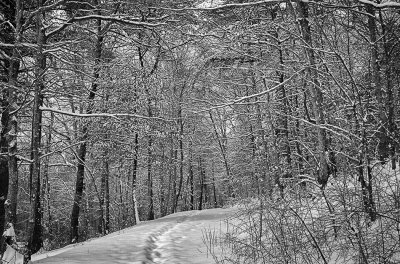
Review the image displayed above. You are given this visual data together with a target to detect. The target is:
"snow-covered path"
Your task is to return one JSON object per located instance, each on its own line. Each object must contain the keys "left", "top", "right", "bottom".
{"left": 33, "top": 208, "right": 234, "bottom": 264}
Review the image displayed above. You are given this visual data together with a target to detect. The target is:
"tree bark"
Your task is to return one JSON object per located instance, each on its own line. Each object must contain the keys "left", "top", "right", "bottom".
{"left": 0, "top": 0, "right": 20, "bottom": 255}
{"left": 42, "top": 112, "right": 53, "bottom": 236}
{"left": 70, "top": 13, "right": 103, "bottom": 243}
{"left": 132, "top": 132, "right": 140, "bottom": 224}
{"left": 103, "top": 157, "right": 110, "bottom": 233}
{"left": 198, "top": 157, "right": 205, "bottom": 211}
{"left": 174, "top": 104, "right": 184, "bottom": 212}
{"left": 272, "top": 17, "right": 292, "bottom": 173}
{"left": 147, "top": 134, "right": 154, "bottom": 220}
{"left": 6, "top": 0, "right": 22, "bottom": 227}
{"left": 378, "top": 8, "right": 397, "bottom": 169}
{"left": 131, "top": 77, "right": 140, "bottom": 223}
{"left": 146, "top": 87, "right": 154, "bottom": 220}
{"left": 166, "top": 133, "right": 174, "bottom": 215}
{"left": 209, "top": 111, "right": 232, "bottom": 197}
{"left": 297, "top": 1, "right": 329, "bottom": 188}
{"left": 0, "top": 114, "right": 9, "bottom": 255}
{"left": 27, "top": 1, "right": 46, "bottom": 258}
{"left": 366, "top": 4, "right": 387, "bottom": 163}
{"left": 188, "top": 141, "right": 194, "bottom": 210}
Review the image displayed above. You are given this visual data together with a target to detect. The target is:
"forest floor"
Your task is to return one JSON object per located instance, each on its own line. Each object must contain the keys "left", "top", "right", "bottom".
{"left": 32, "top": 207, "right": 236, "bottom": 264}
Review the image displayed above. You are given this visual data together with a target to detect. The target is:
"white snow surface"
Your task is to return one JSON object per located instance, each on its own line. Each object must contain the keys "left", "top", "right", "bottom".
{"left": 32, "top": 207, "right": 235, "bottom": 264}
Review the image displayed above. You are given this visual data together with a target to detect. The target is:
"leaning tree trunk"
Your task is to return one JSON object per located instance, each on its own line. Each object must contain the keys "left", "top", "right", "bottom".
{"left": 70, "top": 14, "right": 103, "bottom": 243}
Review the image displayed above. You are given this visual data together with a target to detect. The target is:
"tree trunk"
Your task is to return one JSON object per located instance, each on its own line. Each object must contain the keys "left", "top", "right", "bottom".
{"left": 276, "top": 33, "right": 292, "bottom": 171}
{"left": 262, "top": 77, "right": 281, "bottom": 197}
{"left": 131, "top": 76, "right": 140, "bottom": 224}
{"left": 98, "top": 161, "right": 105, "bottom": 234}
{"left": 378, "top": 9, "right": 397, "bottom": 169}
{"left": 159, "top": 144, "right": 167, "bottom": 214}
{"left": 188, "top": 141, "right": 194, "bottom": 210}
{"left": 27, "top": 2, "right": 46, "bottom": 258}
{"left": 166, "top": 133, "right": 174, "bottom": 215}
{"left": 294, "top": 93, "right": 304, "bottom": 175}
{"left": 104, "top": 158, "right": 110, "bottom": 233}
{"left": 98, "top": 159, "right": 107, "bottom": 235}
{"left": 42, "top": 112, "right": 53, "bottom": 236}
{"left": 198, "top": 158, "right": 204, "bottom": 211}
{"left": 366, "top": 4, "right": 387, "bottom": 163}
{"left": 172, "top": 145, "right": 177, "bottom": 213}
{"left": 209, "top": 111, "right": 232, "bottom": 197}
{"left": 6, "top": 0, "right": 21, "bottom": 227}
{"left": 297, "top": 1, "right": 329, "bottom": 188}
{"left": 0, "top": 114, "right": 9, "bottom": 255}
{"left": 146, "top": 88, "right": 154, "bottom": 220}
{"left": 174, "top": 105, "right": 184, "bottom": 212}
{"left": 133, "top": 133, "right": 140, "bottom": 223}
{"left": 255, "top": 91, "right": 271, "bottom": 196}
{"left": 210, "top": 159, "right": 218, "bottom": 208}
{"left": 0, "top": 0, "right": 21, "bottom": 255}
{"left": 70, "top": 14, "right": 103, "bottom": 243}
{"left": 132, "top": 132, "right": 140, "bottom": 224}
{"left": 147, "top": 134, "right": 154, "bottom": 220}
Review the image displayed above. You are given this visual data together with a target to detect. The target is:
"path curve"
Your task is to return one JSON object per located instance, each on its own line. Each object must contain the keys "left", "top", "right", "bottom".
{"left": 33, "top": 208, "right": 234, "bottom": 264}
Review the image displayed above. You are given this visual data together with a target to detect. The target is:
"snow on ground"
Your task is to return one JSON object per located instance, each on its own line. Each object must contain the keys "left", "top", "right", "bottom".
{"left": 32, "top": 207, "right": 236, "bottom": 264}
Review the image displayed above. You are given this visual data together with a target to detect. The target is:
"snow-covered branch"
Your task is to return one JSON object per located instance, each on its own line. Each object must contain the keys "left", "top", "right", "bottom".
{"left": 0, "top": 42, "right": 38, "bottom": 49}
{"left": 69, "top": 15, "right": 167, "bottom": 27}
{"left": 157, "top": 0, "right": 284, "bottom": 11}
{"left": 40, "top": 107, "right": 172, "bottom": 122}
{"left": 195, "top": 69, "right": 304, "bottom": 113}
{"left": 40, "top": 141, "right": 85, "bottom": 160}
{"left": 47, "top": 14, "right": 168, "bottom": 38}
{"left": 357, "top": 0, "right": 400, "bottom": 8}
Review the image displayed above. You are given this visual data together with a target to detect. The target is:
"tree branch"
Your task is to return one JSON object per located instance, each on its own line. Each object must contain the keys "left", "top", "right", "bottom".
{"left": 40, "top": 107, "right": 172, "bottom": 122}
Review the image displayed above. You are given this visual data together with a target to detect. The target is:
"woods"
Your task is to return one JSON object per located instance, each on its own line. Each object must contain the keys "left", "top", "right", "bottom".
{"left": 0, "top": 0, "right": 399, "bottom": 263}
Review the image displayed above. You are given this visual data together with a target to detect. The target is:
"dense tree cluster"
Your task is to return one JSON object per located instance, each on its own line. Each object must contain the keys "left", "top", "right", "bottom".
{"left": 0, "top": 0, "right": 399, "bottom": 263}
